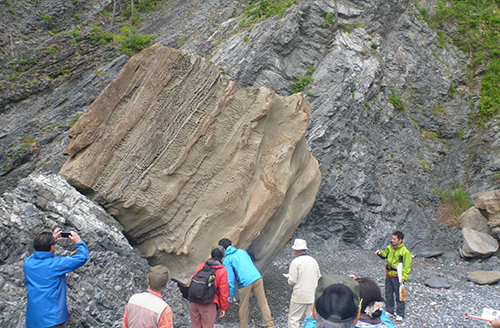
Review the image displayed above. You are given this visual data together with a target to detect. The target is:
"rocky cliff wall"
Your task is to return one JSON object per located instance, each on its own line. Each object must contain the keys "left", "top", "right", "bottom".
{"left": 1, "top": 0, "right": 499, "bottom": 254}
{"left": 0, "top": 174, "right": 190, "bottom": 327}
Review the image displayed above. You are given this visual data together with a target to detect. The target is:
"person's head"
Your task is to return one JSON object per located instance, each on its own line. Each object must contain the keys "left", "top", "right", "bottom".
{"left": 392, "top": 231, "right": 404, "bottom": 247}
{"left": 313, "top": 274, "right": 360, "bottom": 328}
{"left": 356, "top": 277, "right": 386, "bottom": 318}
{"left": 292, "top": 239, "right": 308, "bottom": 256}
{"left": 147, "top": 265, "right": 170, "bottom": 292}
{"left": 34, "top": 232, "right": 55, "bottom": 252}
{"left": 211, "top": 245, "right": 225, "bottom": 261}
{"left": 218, "top": 238, "right": 232, "bottom": 250}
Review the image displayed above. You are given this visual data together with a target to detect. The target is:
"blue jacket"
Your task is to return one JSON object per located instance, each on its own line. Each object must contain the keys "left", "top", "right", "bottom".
{"left": 223, "top": 245, "right": 262, "bottom": 297}
{"left": 303, "top": 310, "right": 395, "bottom": 328}
{"left": 23, "top": 242, "right": 89, "bottom": 328}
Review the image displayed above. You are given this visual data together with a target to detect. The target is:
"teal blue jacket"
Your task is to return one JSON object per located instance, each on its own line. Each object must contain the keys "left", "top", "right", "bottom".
{"left": 223, "top": 245, "right": 262, "bottom": 297}
{"left": 23, "top": 242, "right": 88, "bottom": 327}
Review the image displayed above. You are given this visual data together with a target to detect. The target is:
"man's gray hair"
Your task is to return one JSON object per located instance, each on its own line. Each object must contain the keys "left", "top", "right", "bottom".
{"left": 315, "top": 310, "right": 354, "bottom": 328}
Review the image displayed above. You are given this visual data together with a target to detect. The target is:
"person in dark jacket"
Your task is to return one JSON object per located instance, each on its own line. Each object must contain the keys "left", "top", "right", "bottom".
{"left": 23, "top": 228, "right": 88, "bottom": 328}
{"left": 218, "top": 238, "right": 276, "bottom": 328}
{"left": 190, "top": 246, "right": 229, "bottom": 328}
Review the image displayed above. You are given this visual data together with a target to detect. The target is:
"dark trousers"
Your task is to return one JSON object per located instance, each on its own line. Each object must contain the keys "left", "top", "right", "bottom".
{"left": 385, "top": 275, "right": 405, "bottom": 317}
{"left": 50, "top": 323, "right": 67, "bottom": 328}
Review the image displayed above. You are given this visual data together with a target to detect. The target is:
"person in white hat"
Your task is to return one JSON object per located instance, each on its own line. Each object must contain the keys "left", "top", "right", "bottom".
{"left": 285, "top": 239, "right": 321, "bottom": 328}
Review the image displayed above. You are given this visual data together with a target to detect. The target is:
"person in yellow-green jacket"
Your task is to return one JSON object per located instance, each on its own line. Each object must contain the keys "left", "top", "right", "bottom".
{"left": 375, "top": 230, "right": 412, "bottom": 322}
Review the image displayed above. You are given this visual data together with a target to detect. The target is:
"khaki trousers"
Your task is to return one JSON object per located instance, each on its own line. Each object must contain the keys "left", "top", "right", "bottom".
{"left": 288, "top": 302, "right": 312, "bottom": 328}
{"left": 238, "top": 278, "right": 276, "bottom": 328}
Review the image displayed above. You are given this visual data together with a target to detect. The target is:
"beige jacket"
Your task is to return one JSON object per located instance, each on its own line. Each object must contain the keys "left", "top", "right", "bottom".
{"left": 287, "top": 254, "right": 321, "bottom": 304}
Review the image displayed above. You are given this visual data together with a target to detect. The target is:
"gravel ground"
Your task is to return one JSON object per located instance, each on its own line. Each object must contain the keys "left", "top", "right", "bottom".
{"left": 214, "top": 246, "right": 500, "bottom": 328}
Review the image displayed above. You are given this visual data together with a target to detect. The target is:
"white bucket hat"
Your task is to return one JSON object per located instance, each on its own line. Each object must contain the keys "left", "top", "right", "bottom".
{"left": 292, "top": 239, "right": 308, "bottom": 250}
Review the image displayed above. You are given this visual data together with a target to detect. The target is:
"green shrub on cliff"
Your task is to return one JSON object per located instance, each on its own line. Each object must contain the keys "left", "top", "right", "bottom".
{"left": 240, "top": 0, "right": 297, "bottom": 27}
{"left": 118, "top": 26, "right": 154, "bottom": 56}
{"left": 431, "top": 0, "right": 500, "bottom": 123}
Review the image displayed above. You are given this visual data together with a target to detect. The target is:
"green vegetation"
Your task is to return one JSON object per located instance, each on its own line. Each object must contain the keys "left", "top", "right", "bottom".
{"left": 71, "top": 113, "right": 83, "bottom": 127}
{"left": 389, "top": 89, "right": 405, "bottom": 111}
{"left": 430, "top": 0, "right": 500, "bottom": 123}
{"left": 21, "top": 135, "right": 36, "bottom": 144}
{"left": 325, "top": 12, "right": 334, "bottom": 25}
{"left": 119, "top": 26, "right": 154, "bottom": 56}
{"left": 438, "top": 185, "right": 472, "bottom": 217}
{"left": 123, "top": 0, "right": 164, "bottom": 16}
{"left": 2, "top": 164, "right": 9, "bottom": 171}
{"left": 338, "top": 23, "right": 364, "bottom": 33}
{"left": 40, "top": 10, "right": 52, "bottom": 22}
{"left": 239, "top": 0, "right": 297, "bottom": 28}
{"left": 74, "top": 13, "right": 81, "bottom": 20}
{"left": 243, "top": 35, "right": 249, "bottom": 43}
{"left": 47, "top": 47, "right": 58, "bottom": 54}
{"left": 291, "top": 66, "right": 315, "bottom": 94}
{"left": 370, "top": 43, "right": 378, "bottom": 50}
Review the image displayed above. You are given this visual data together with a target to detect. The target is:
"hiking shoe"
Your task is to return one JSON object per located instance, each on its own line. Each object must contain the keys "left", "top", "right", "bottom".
{"left": 386, "top": 312, "right": 395, "bottom": 318}
{"left": 396, "top": 315, "right": 403, "bottom": 321}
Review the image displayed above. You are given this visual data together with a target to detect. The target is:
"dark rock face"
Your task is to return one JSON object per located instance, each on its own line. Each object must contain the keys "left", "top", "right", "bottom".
{"left": 0, "top": 174, "right": 189, "bottom": 328}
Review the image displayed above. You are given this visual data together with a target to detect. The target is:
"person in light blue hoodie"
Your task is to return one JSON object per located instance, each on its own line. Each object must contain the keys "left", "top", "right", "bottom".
{"left": 23, "top": 228, "right": 88, "bottom": 328}
{"left": 218, "top": 238, "right": 276, "bottom": 328}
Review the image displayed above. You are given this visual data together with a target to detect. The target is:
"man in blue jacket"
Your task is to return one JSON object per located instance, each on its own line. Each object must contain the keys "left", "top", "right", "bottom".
{"left": 23, "top": 228, "right": 89, "bottom": 328}
{"left": 218, "top": 238, "right": 276, "bottom": 328}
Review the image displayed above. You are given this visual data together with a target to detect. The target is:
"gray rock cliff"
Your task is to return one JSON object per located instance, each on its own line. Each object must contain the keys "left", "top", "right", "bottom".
{"left": 0, "top": 173, "right": 190, "bottom": 327}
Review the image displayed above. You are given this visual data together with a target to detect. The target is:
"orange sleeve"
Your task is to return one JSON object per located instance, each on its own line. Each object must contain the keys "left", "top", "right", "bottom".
{"left": 121, "top": 304, "right": 129, "bottom": 328}
{"left": 158, "top": 305, "right": 173, "bottom": 328}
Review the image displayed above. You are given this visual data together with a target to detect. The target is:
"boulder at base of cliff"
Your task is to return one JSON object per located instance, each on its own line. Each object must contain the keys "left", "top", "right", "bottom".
{"left": 458, "top": 207, "right": 492, "bottom": 235}
{"left": 0, "top": 173, "right": 189, "bottom": 328}
{"left": 474, "top": 190, "right": 500, "bottom": 234}
{"left": 460, "top": 228, "right": 499, "bottom": 258}
{"left": 467, "top": 271, "right": 500, "bottom": 285}
{"left": 59, "top": 44, "right": 321, "bottom": 285}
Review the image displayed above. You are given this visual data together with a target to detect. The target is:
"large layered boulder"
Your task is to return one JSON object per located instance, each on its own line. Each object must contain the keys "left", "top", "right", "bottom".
{"left": 59, "top": 44, "right": 321, "bottom": 284}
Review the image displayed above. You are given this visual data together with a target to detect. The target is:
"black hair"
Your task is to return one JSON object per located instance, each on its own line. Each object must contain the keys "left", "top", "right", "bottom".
{"left": 211, "top": 248, "right": 223, "bottom": 260}
{"left": 356, "top": 277, "right": 386, "bottom": 317}
{"left": 218, "top": 238, "right": 232, "bottom": 250}
{"left": 393, "top": 231, "right": 404, "bottom": 241}
{"left": 34, "top": 232, "right": 55, "bottom": 252}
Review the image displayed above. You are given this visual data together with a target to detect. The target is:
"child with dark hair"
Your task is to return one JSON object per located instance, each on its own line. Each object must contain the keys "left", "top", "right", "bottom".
{"left": 351, "top": 276, "right": 395, "bottom": 328}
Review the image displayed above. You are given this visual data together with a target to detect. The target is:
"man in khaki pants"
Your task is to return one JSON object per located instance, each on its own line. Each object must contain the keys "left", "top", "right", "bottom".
{"left": 219, "top": 238, "right": 276, "bottom": 328}
{"left": 285, "top": 239, "right": 321, "bottom": 328}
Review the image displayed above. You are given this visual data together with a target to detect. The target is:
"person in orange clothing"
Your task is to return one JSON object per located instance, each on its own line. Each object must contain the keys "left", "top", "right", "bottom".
{"left": 122, "top": 265, "right": 173, "bottom": 328}
{"left": 190, "top": 246, "right": 229, "bottom": 328}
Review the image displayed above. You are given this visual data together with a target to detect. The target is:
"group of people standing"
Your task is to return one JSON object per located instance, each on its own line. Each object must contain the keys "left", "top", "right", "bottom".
{"left": 25, "top": 228, "right": 498, "bottom": 328}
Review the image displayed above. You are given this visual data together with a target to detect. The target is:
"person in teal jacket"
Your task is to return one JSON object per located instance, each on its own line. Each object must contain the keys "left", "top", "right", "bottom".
{"left": 218, "top": 238, "right": 276, "bottom": 328}
{"left": 23, "top": 228, "right": 88, "bottom": 328}
{"left": 375, "top": 231, "right": 412, "bottom": 322}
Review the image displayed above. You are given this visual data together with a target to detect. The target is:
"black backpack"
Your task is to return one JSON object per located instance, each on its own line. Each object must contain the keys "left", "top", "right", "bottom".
{"left": 188, "top": 262, "right": 217, "bottom": 304}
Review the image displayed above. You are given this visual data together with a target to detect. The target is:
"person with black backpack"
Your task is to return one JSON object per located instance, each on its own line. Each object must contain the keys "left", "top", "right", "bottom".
{"left": 188, "top": 246, "right": 229, "bottom": 328}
